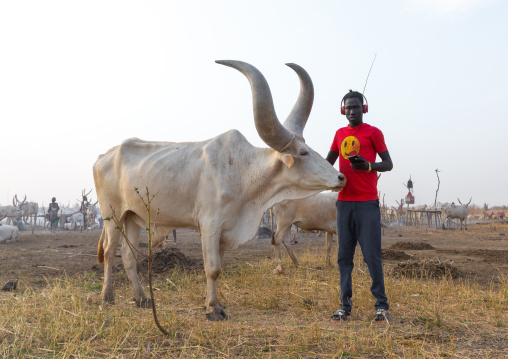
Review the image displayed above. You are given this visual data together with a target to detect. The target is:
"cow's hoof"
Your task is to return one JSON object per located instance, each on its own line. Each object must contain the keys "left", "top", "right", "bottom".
{"left": 135, "top": 298, "right": 152, "bottom": 309}
{"left": 272, "top": 265, "right": 284, "bottom": 275}
{"left": 205, "top": 306, "right": 228, "bottom": 321}
{"left": 102, "top": 294, "right": 115, "bottom": 304}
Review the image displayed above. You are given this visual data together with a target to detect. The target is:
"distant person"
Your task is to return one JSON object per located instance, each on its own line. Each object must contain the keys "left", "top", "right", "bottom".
{"left": 80, "top": 191, "right": 91, "bottom": 229}
{"left": 327, "top": 90, "right": 393, "bottom": 322}
{"left": 48, "top": 197, "right": 60, "bottom": 233}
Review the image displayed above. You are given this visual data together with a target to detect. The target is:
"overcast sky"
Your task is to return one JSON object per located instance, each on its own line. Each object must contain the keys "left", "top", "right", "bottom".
{"left": 1, "top": 0, "right": 506, "bottom": 210}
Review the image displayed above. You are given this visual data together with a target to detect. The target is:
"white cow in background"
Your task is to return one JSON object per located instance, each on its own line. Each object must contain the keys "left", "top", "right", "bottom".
{"left": 66, "top": 213, "right": 84, "bottom": 231}
{"left": 271, "top": 192, "right": 337, "bottom": 274}
{"left": 441, "top": 198, "right": 471, "bottom": 230}
{"left": 0, "top": 226, "right": 20, "bottom": 243}
{"left": 14, "top": 195, "right": 39, "bottom": 224}
{"left": 410, "top": 204, "right": 428, "bottom": 223}
{"left": 0, "top": 214, "right": 20, "bottom": 243}
{"left": 411, "top": 204, "right": 427, "bottom": 211}
{"left": 94, "top": 60, "right": 346, "bottom": 320}
{"left": 0, "top": 205, "right": 21, "bottom": 225}
{"left": 386, "top": 207, "right": 399, "bottom": 224}
{"left": 86, "top": 202, "right": 100, "bottom": 230}
{"left": 60, "top": 206, "right": 76, "bottom": 215}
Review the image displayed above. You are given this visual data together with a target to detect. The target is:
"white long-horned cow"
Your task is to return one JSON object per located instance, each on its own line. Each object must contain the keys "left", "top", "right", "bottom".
{"left": 441, "top": 198, "right": 471, "bottom": 230}
{"left": 271, "top": 192, "right": 337, "bottom": 274}
{"left": 14, "top": 195, "right": 39, "bottom": 225}
{"left": 0, "top": 204, "right": 21, "bottom": 225}
{"left": 94, "top": 60, "right": 346, "bottom": 320}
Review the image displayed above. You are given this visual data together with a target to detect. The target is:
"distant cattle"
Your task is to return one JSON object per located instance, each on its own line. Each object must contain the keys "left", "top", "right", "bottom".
{"left": 491, "top": 211, "right": 506, "bottom": 220}
{"left": 86, "top": 203, "right": 100, "bottom": 230}
{"left": 66, "top": 213, "right": 84, "bottom": 231}
{"left": 271, "top": 192, "right": 337, "bottom": 274}
{"left": 483, "top": 211, "right": 494, "bottom": 219}
{"left": 411, "top": 204, "right": 427, "bottom": 211}
{"left": 14, "top": 195, "right": 39, "bottom": 224}
{"left": 409, "top": 204, "right": 428, "bottom": 224}
{"left": 441, "top": 198, "right": 471, "bottom": 230}
{"left": 0, "top": 205, "right": 21, "bottom": 225}
{"left": 386, "top": 207, "right": 399, "bottom": 224}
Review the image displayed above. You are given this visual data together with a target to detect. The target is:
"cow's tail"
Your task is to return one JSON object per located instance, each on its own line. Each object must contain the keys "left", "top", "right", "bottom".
{"left": 97, "top": 228, "right": 105, "bottom": 263}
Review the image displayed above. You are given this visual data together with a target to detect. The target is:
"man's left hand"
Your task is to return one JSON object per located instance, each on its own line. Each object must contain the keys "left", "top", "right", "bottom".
{"left": 350, "top": 155, "right": 370, "bottom": 171}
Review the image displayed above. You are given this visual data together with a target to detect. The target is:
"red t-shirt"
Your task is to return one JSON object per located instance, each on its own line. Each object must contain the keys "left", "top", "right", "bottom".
{"left": 330, "top": 123, "right": 387, "bottom": 201}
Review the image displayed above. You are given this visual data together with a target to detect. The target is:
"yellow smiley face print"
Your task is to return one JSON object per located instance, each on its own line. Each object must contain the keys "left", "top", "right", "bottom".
{"left": 341, "top": 136, "right": 360, "bottom": 160}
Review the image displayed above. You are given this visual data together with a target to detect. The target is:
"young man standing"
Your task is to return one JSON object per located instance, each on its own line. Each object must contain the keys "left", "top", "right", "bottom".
{"left": 326, "top": 90, "right": 393, "bottom": 322}
{"left": 48, "top": 197, "right": 60, "bottom": 233}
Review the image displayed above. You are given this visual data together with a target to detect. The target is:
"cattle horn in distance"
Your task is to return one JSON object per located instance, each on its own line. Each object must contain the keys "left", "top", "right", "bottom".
{"left": 457, "top": 197, "right": 472, "bottom": 207}
{"left": 13, "top": 195, "right": 26, "bottom": 206}
{"left": 282, "top": 63, "right": 314, "bottom": 138}
{"left": 216, "top": 60, "right": 295, "bottom": 152}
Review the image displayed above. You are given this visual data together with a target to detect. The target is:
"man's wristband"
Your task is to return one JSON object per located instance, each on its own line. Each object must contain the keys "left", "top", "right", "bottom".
{"left": 367, "top": 162, "right": 372, "bottom": 173}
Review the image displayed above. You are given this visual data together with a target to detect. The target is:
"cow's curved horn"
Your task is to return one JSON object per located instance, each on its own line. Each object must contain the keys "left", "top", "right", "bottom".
{"left": 282, "top": 63, "right": 314, "bottom": 138}
{"left": 0, "top": 213, "right": 6, "bottom": 222}
{"left": 216, "top": 60, "right": 294, "bottom": 152}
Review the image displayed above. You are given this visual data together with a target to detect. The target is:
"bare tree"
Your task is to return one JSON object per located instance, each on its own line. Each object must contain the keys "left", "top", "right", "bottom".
{"left": 106, "top": 187, "right": 169, "bottom": 336}
{"left": 434, "top": 169, "right": 440, "bottom": 208}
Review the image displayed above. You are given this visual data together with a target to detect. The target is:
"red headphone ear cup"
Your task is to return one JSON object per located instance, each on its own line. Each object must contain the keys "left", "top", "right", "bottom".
{"left": 341, "top": 106, "right": 345, "bottom": 115}
{"left": 363, "top": 105, "right": 368, "bottom": 114}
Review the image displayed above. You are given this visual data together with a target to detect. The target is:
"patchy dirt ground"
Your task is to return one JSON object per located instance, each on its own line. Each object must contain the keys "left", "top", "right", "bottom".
{"left": 390, "top": 259, "right": 463, "bottom": 279}
{"left": 389, "top": 241, "right": 435, "bottom": 250}
{"left": 1, "top": 220, "right": 507, "bottom": 287}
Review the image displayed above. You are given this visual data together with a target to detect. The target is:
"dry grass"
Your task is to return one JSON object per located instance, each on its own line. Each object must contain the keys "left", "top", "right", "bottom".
{"left": 1, "top": 246, "right": 507, "bottom": 358}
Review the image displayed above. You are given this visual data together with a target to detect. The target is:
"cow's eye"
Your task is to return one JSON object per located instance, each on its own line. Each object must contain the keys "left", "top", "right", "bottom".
{"left": 300, "top": 150, "right": 309, "bottom": 156}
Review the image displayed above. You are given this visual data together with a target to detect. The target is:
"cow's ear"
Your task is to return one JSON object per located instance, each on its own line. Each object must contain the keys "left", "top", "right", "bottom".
{"left": 280, "top": 153, "right": 294, "bottom": 168}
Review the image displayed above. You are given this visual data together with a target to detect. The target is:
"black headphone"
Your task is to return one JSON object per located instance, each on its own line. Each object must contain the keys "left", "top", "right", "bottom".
{"left": 341, "top": 91, "right": 368, "bottom": 115}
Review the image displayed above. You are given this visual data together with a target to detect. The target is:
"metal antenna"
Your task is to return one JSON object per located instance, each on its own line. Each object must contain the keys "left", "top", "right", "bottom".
{"left": 362, "top": 53, "right": 377, "bottom": 94}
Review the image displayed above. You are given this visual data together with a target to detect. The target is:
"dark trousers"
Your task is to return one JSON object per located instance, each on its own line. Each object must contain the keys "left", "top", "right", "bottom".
{"left": 336, "top": 200, "right": 389, "bottom": 311}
